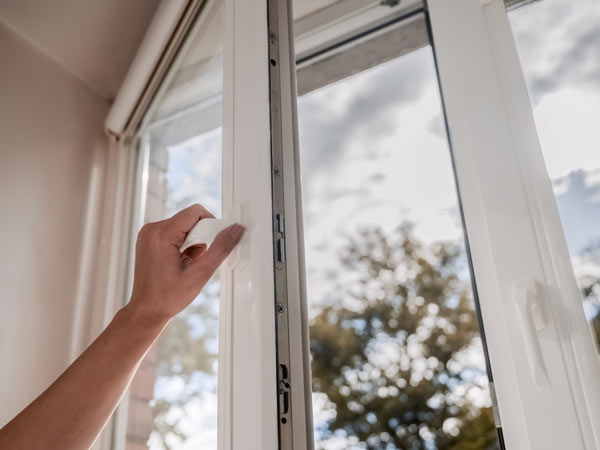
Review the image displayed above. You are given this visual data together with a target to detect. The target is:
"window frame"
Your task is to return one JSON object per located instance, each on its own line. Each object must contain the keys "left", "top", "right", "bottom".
{"left": 96, "top": 0, "right": 600, "bottom": 448}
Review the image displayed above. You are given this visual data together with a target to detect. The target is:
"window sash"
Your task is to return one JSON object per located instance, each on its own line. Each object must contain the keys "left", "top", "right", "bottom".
{"left": 428, "top": 0, "right": 600, "bottom": 448}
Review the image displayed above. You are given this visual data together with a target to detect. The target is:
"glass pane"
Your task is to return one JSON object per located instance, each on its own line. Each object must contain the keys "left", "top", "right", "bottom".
{"left": 508, "top": 0, "right": 600, "bottom": 351}
{"left": 297, "top": 16, "right": 500, "bottom": 450}
{"left": 125, "top": 4, "right": 224, "bottom": 450}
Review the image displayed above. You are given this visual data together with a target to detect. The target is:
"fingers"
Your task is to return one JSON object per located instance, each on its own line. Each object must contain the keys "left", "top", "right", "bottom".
{"left": 165, "top": 204, "right": 215, "bottom": 245}
{"left": 183, "top": 244, "right": 208, "bottom": 260}
{"left": 188, "top": 224, "right": 245, "bottom": 285}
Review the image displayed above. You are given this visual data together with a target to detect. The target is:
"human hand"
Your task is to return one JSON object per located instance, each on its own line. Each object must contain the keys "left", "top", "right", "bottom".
{"left": 127, "top": 204, "right": 245, "bottom": 327}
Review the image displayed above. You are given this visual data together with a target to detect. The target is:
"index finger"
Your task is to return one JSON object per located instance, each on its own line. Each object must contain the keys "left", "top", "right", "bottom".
{"left": 165, "top": 204, "right": 215, "bottom": 245}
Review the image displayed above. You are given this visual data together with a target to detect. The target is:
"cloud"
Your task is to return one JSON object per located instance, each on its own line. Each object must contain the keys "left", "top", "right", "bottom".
{"left": 509, "top": 0, "right": 600, "bottom": 103}
{"left": 553, "top": 169, "right": 600, "bottom": 254}
{"left": 298, "top": 47, "right": 435, "bottom": 182}
{"left": 296, "top": 48, "right": 470, "bottom": 312}
{"left": 427, "top": 114, "right": 445, "bottom": 139}
{"left": 165, "top": 128, "right": 223, "bottom": 216}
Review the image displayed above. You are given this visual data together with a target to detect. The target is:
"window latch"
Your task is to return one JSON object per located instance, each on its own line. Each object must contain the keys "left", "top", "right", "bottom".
{"left": 278, "top": 364, "right": 291, "bottom": 417}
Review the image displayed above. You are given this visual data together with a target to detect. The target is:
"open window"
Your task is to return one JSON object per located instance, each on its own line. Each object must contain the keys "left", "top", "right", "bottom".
{"left": 100, "top": 0, "right": 600, "bottom": 449}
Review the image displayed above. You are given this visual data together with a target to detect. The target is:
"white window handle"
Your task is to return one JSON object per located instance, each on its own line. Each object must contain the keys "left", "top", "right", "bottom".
{"left": 180, "top": 218, "right": 237, "bottom": 252}
{"left": 514, "top": 280, "right": 551, "bottom": 391}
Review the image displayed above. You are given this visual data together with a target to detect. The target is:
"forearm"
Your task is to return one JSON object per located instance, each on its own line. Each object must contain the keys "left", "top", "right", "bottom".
{"left": 0, "top": 304, "right": 166, "bottom": 450}
{"left": 0, "top": 205, "right": 243, "bottom": 450}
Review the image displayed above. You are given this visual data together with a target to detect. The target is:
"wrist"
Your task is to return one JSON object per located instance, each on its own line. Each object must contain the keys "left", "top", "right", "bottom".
{"left": 119, "top": 301, "right": 169, "bottom": 335}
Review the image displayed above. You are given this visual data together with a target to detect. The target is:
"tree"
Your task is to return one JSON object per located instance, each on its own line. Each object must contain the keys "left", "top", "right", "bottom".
{"left": 309, "top": 225, "right": 498, "bottom": 450}
{"left": 579, "top": 240, "right": 600, "bottom": 347}
{"left": 148, "top": 226, "right": 600, "bottom": 449}
{"left": 151, "top": 287, "right": 219, "bottom": 450}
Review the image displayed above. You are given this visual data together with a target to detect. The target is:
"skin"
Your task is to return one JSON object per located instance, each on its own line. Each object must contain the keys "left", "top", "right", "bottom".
{"left": 0, "top": 204, "right": 245, "bottom": 450}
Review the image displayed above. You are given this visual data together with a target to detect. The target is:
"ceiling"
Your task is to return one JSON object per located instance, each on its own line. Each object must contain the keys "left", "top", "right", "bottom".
{"left": 0, "top": 0, "right": 162, "bottom": 101}
{"left": 0, "top": 0, "right": 341, "bottom": 103}
{"left": 0, "top": 0, "right": 528, "bottom": 104}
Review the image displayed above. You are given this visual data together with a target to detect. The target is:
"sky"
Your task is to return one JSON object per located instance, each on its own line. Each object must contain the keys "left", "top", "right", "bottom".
{"left": 296, "top": 0, "right": 600, "bottom": 315}
{"left": 141, "top": 0, "right": 600, "bottom": 448}
{"left": 509, "top": 0, "right": 600, "bottom": 253}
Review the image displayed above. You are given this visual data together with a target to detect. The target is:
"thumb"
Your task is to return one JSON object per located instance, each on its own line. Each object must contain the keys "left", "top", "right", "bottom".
{"left": 188, "top": 224, "right": 245, "bottom": 285}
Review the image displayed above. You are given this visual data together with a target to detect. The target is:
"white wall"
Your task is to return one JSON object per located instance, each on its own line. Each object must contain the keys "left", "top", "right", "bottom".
{"left": 0, "top": 21, "right": 109, "bottom": 426}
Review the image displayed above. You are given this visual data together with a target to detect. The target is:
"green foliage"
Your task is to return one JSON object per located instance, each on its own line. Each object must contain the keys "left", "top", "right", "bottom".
{"left": 309, "top": 225, "right": 498, "bottom": 449}
{"left": 156, "top": 302, "right": 216, "bottom": 379}
{"left": 446, "top": 408, "right": 498, "bottom": 450}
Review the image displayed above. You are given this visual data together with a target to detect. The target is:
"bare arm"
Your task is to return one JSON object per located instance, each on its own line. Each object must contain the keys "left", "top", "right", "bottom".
{"left": 0, "top": 204, "right": 244, "bottom": 450}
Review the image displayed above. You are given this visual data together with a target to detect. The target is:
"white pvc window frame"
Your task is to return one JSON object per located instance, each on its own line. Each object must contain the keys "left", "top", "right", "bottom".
{"left": 98, "top": 0, "right": 600, "bottom": 448}
{"left": 219, "top": 0, "right": 312, "bottom": 448}
{"left": 219, "top": 0, "right": 277, "bottom": 446}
